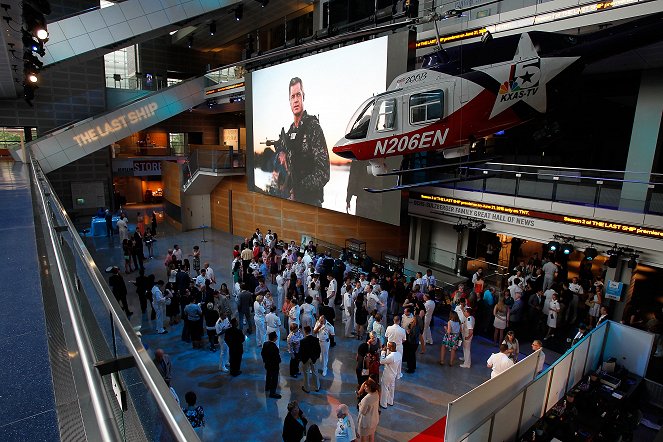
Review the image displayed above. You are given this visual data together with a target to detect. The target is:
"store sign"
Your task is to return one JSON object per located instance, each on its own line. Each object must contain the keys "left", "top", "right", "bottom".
{"left": 605, "top": 280, "right": 624, "bottom": 301}
{"left": 113, "top": 160, "right": 162, "bottom": 176}
{"left": 133, "top": 161, "right": 161, "bottom": 176}
{"left": 409, "top": 193, "right": 663, "bottom": 240}
{"left": 72, "top": 102, "right": 158, "bottom": 147}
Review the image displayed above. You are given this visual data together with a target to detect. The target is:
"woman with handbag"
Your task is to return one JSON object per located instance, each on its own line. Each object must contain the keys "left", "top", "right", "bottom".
{"left": 493, "top": 296, "right": 509, "bottom": 345}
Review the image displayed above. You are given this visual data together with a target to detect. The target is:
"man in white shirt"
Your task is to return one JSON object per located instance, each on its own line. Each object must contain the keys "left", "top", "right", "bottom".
{"left": 265, "top": 306, "right": 282, "bottom": 346}
{"left": 459, "top": 307, "right": 474, "bottom": 368}
{"left": 314, "top": 315, "right": 335, "bottom": 376}
{"left": 487, "top": 343, "right": 514, "bottom": 378}
{"left": 326, "top": 274, "right": 337, "bottom": 307}
{"left": 568, "top": 277, "right": 584, "bottom": 295}
{"left": 342, "top": 284, "right": 355, "bottom": 337}
{"left": 385, "top": 316, "right": 406, "bottom": 378}
{"left": 509, "top": 279, "right": 524, "bottom": 299}
{"left": 203, "top": 262, "right": 216, "bottom": 285}
{"left": 359, "top": 273, "right": 369, "bottom": 289}
{"left": 377, "top": 286, "right": 388, "bottom": 320}
{"left": 542, "top": 287, "right": 556, "bottom": 316}
{"left": 414, "top": 272, "right": 424, "bottom": 292}
{"left": 293, "top": 256, "right": 306, "bottom": 280}
{"left": 423, "top": 293, "right": 435, "bottom": 345}
{"left": 172, "top": 244, "right": 183, "bottom": 262}
{"left": 195, "top": 269, "right": 207, "bottom": 290}
{"left": 379, "top": 342, "right": 402, "bottom": 409}
{"left": 542, "top": 260, "right": 558, "bottom": 291}
{"left": 424, "top": 269, "right": 436, "bottom": 293}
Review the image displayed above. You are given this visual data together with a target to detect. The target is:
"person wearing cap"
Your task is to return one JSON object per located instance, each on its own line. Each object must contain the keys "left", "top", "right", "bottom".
{"left": 459, "top": 307, "right": 475, "bottom": 368}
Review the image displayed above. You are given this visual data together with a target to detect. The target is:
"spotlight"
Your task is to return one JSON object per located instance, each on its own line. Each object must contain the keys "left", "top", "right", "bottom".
{"left": 25, "top": 70, "right": 38, "bottom": 83}
{"left": 606, "top": 248, "right": 620, "bottom": 268}
{"left": 453, "top": 223, "right": 466, "bottom": 233}
{"left": 24, "top": 52, "right": 43, "bottom": 69}
{"left": 209, "top": 21, "right": 215, "bottom": 35}
{"left": 22, "top": 3, "right": 48, "bottom": 41}
{"left": 187, "top": 36, "right": 193, "bottom": 48}
{"left": 627, "top": 254, "right": 639, "bottom": 269}
{"left": 234, "top": 4, "right": 243, "bottom": 21}
{"left": 471, "top": 221, "right": 486, "bottom": 231}
{"left": 561, "top": 243, "right": 574, "bottom": 255}
{"left": 481, "top": 30, "right": 492, "bottom": 44}
{"left": 547, "top": 241, "right": 560, "bottom": 252}
{"left": 22, "top": 29, "right": 44, "bottom": 56}
{"left": 584, "top": 247, "right": 598, "bottom": 261}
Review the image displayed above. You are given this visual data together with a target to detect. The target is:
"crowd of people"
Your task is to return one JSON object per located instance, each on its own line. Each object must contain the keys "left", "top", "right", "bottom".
{"left": 111, "top": 224, "right": 644, "bottom": 441}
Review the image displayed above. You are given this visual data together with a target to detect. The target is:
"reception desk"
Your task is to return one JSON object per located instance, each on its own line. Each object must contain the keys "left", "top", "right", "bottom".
{"left": 90, "top": 216, "right": 119, "bottom": 236}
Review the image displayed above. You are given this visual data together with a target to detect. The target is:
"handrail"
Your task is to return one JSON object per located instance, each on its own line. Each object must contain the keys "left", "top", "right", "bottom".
{"left": 484, "top": 162, "right": 663, "bottom": 178}
{"left": 29, "top": 155, "right": 122, "bottom": 441}
{"left": 462, "top": 166, "right": 661, "bottom": 185}
{"left": 29, "top": 154, "right": 200, "bottom": 441}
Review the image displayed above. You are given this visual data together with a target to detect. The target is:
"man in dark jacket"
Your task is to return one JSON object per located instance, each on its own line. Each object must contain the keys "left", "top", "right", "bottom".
{"left": 238, "top": 284, "right": 253, "bottom": 334}
{"left": 109, "top": 267, "right": 132, "bottom": 316}
{"left": 298, "top": 325, "right": 321, "bottom": 393}
{"left": 133, "top": 268, "right": 149, "bottom": 314}
{"left": 261, "top": 331, "right": 282, "bottom": 399}
{"left": 224, "top": 318, "right": 245, "bottom": 376}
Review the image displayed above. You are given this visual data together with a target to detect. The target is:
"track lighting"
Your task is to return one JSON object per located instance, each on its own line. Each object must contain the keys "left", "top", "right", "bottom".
{"left": 547, "top": 241, "right": 560, "bottom": 252}
{"left": 561, "top": 243, "right": 574, "bottom": 255}
{"left": 584, "top": 247, "right": 598, "bottom": 261}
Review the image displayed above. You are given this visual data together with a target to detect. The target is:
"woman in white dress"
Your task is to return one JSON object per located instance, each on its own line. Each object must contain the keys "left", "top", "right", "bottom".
{"left": 545, "top": 293, "right": 561, "bottom": 340}
{"left": 300, "top": 295, "right": 316, "bottom": 328}
{"left": 253, "top": 294, "right": 267, "bottom": 347}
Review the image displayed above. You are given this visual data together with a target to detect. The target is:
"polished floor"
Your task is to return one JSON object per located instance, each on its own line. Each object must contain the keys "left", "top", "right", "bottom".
{"left": 0, "top": 162, "right": 59, "bottom": 441}
{"left": 84, "top": 209, "right": 555, "bottom": 441}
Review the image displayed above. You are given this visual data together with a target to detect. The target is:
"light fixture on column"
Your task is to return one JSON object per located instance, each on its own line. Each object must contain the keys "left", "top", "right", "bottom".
{"left": 22, "top": 3, "right": 48, "bottom": 40}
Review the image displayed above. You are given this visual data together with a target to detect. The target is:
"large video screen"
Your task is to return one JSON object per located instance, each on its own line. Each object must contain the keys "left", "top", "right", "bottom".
{"left": 249, "top": 36, "right": 401, "bottom": 225}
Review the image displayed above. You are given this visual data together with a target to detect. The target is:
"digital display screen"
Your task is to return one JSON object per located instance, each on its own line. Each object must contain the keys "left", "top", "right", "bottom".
{"left": 249, "top": 36, "right": 401, "bottom": 225}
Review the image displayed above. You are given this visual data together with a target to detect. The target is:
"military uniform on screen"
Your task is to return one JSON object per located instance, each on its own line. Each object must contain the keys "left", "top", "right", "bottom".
{"left": 284, "top": 111, "right": 330, "bottom": 207}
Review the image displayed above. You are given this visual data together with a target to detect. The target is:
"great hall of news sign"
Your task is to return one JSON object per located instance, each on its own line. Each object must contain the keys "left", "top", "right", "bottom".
{"left": 409, "top": 192, "right": 663, "bottom": 240}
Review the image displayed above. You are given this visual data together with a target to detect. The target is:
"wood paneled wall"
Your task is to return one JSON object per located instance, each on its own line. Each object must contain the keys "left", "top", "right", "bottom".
{"left": 162, "top": 161, "right": 181, "bottom": 207}
{"left": 210, "top": 176, "right": 408, "bottom": 258}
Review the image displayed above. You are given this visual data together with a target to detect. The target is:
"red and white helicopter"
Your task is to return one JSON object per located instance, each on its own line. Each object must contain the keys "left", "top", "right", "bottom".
{"left": 332, "top": 12, "right": 663, "bottom": 190}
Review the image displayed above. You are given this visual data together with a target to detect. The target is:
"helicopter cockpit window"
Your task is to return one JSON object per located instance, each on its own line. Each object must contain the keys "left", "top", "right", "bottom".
{"left": 409, "top": 90, "right": 443, "bottom": 125}
{"left": 345, "top": 98, "right": 375, "bottom": 140}
{"left": 375, "top": 98, "right": 397, "bottom": 132}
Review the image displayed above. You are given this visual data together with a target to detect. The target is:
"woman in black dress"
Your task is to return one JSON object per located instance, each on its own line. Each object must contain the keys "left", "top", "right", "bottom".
{"left": 282, "top": 400, "right": 308, "bottom": 442}
{"left": 355, "top": 294, "right": 368, "bottom": 341}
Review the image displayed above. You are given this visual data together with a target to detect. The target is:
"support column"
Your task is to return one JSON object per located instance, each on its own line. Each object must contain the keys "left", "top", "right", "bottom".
{"left": 619, "top": 69, "right": 663, "bottom": 212}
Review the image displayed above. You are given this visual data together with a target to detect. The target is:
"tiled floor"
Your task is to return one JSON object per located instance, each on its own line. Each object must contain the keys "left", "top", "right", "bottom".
{"left": 0, "top": 161, "right": 59, "bottom": 442}
{"left": 85, "top": 206, "right": 554, "bottom": 441}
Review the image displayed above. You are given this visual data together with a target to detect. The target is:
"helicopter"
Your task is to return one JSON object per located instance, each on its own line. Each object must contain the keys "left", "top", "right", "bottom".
{"left": 331, "top": 11, "right": 663, "bottom": 185}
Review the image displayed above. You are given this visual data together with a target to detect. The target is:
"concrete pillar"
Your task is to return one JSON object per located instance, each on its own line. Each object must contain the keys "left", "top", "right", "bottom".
{"left": 619, "top": 69, "right": 663, "bottom": 212}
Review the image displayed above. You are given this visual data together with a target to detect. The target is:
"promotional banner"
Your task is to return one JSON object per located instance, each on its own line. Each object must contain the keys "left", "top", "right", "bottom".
{"left": 249, "top": 36, "right": 401, "bottom": 225}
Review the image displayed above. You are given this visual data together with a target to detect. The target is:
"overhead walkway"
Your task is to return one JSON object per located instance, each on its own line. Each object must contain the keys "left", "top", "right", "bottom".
{"left": 16, "top": 74, "right": 211, "bottom": 173}
{"left": 42, "top": 0, "right": 241, "bottom": 67}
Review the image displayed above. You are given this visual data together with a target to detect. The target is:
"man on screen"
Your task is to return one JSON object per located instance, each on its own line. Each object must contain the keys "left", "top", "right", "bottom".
{"left": 272, "top": 77, "right": 330, "bottom": 207}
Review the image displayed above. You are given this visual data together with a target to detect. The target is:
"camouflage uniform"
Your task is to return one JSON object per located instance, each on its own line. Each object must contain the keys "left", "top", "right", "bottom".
{"left": 283, "top": 111, "right": 330, "bottom": 206}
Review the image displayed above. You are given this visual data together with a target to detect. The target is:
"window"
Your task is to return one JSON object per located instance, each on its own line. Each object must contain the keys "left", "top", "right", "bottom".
{"left": 375, "top": 98, "right": 397, "bottom": 132}
{"left": 345, "top": 99, "right": 374, "bottom": 140}
{"left": 409, "top": 90, "right": 443, "bottom": 125}
{"left": 169, "top": 133, "right": 185, "bottom": 155}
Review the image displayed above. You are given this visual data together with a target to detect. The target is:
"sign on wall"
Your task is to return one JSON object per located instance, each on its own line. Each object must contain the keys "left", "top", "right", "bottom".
{"left": 113, "top": 160, "right": 162, "bottom": 176}
{"left": 72, "top": 102, "right": 158, "bottom": 147}
{"left": 409, "top": 192, "right": 663, "bottom": 240}
{"left": 605, "top": 280, "right": 624, "bottom": 301}
{"left": 223, "top": 128, "right": 239, "bottom": 149}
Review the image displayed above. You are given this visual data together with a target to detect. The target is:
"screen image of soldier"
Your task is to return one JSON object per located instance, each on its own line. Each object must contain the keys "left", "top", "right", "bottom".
{"left": 270, "top": 77, "right": 330, "bottom": 207}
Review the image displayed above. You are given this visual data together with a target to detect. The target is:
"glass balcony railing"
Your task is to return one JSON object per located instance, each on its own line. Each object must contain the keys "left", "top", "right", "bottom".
{"left": 408, "top": 161, "right": 663, "bottom": 216}
{"left": 183, "top": 147, "right": 246, "bottom": 188}
{"left": 29, "top": 153, "right": 199, "bottom": 441}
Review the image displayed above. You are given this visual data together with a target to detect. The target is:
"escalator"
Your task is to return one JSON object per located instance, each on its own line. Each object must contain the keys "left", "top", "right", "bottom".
{"left": 42, "top": 0, "right": 241, "bottom": 67}
{"left": 16, "top": 74, "right": 210, "bottom": 173}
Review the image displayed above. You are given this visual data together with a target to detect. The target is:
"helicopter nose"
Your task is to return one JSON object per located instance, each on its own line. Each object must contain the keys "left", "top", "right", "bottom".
{"left": 332, "top": 141, "right": 356, "bottom": 159}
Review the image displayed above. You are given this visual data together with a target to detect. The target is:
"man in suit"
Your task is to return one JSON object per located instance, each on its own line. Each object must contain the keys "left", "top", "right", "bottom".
{"left": 597, "top": 306, "right": 609, "bottom": 326}
{"left": 298, "top": 325, "right": 321, "bottom": 393}
{"left": 224, "top": 318, "right": 245, "bottom": 376}
{"left": 261, "top": 331, "right": 282, "bottom": 399}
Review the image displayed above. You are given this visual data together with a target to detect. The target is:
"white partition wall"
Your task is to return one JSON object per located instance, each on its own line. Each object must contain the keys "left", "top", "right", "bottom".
{"left": 567, "top": 338, "right": 590, "bottom": 390}
{"left": 445, "top": 350, "right": 542, "bottom": 441}
{"left": 603, "top": 322, "right": 655, "bottom": 377}
{"left": 447, "top": 321, "right": 653, "bottom": 442}
{"left": 586, "top": 322, "right": 607, "bottom": 372}
{"left": 545, "top": 354, "right": 573, "bottom": 412}
{"left": 518, "top": 372, "right": 552, "bottom": 436}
